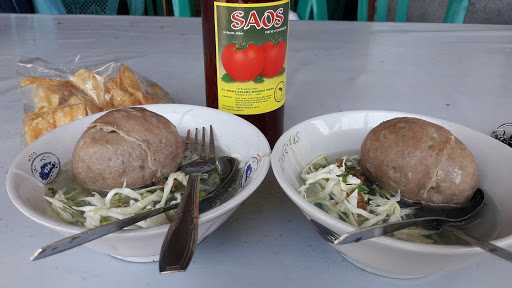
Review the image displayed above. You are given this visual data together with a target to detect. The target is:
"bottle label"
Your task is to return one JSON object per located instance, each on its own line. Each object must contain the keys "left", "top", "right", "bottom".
{"left": 214, "top": 0, "right": 289, "bottom": 115}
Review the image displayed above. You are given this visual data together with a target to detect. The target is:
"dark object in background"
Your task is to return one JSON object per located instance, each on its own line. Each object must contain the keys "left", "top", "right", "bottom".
{"left": 491, "top": 123, "right": 512, "bottom": 148}
{"left": 0, "top": 0, "right": 34, "bottom": 13}
{"left": 91, "top": 0, "right": 144, "bottom": 15}
{"left": 117, "top": 0, "right": 128, "bottom": 14}
{"left": 337, "top": 0, "right": 357, "bottom": 20}
{"left": 195, "top": 0, "right": 356, "bottom": 20}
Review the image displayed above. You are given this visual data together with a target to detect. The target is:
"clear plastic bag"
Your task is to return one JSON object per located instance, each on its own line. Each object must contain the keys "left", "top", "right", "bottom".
{"left": 18, "top": 56, "right": 173, "bottom": 144}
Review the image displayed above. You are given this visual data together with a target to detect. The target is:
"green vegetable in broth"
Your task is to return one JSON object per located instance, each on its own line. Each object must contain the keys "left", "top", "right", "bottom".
{"left": 299, "top": 155, "right": 453, "bottom": 244}
{"left": 45, "top": 167, "right": 222, "bottom": 229}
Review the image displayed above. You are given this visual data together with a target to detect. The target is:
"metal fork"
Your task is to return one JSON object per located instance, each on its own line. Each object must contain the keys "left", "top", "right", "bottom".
{"left": 310, "top": 219, "right": 512, "bottom": 263}
{"left": 310, "top": 219, "right": 343, "bottom": 245}
{"left": 159, "top": 126, "right": 217, "bottom": 273}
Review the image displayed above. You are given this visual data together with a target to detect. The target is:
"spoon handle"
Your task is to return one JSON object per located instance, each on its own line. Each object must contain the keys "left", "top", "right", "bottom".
{"left": 443, "top": 226, "right": 512, "bottom": 263}
{"left": 31, "top": 203, "right": 179, "bottom": 261}
{"left": 159, "top": 174, "right": 200, "bottom": 273}
{"left": 335, "top": 217, "right": 441, "bottom": 245}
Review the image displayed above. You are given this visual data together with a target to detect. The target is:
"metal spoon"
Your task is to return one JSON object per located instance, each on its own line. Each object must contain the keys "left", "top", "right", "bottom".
{"left": 158, "top": 155, "right": 239, "bottom": 273}
{"left": 199, "top": 156, "right": 240, "bottom": 212}
{"left": 181, "top": 155, "right": 239, "bottom": 213}
{"left": 158, "top": 126, "right": 237, "bottom": 273}
{"left": 332, "top": 189, "right": 512, "bottom": 263}
{"left": 333, "top": 189, "right": 485, "bottom": 245}
{"left": 30, "top": 156, "right": 239, "bottom": 261}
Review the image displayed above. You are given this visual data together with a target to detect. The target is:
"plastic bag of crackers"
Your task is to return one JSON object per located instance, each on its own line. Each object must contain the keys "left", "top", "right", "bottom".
{"left": 18, "top": 57, "right": 173, "bottom": 144}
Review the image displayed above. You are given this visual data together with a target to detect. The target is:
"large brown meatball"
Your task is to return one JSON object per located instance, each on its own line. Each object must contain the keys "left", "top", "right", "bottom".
{"left": 360, "top": 117, "right": 479, "bottom": 207}
{"left": 72, "top": 107, "right": 184, "bottom": 191}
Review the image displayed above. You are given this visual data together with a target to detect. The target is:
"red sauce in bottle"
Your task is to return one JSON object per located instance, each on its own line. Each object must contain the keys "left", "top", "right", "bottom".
{"left": 202, "top": 0, "right": 289, "bottom": 147}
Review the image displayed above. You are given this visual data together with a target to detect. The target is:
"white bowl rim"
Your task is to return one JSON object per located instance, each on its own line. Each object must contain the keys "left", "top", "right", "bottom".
{"left": 6, "top": 104, "right": 271, "bottom": 237}
{"left": 271, "top": 109, "right": 512, "bottom": 255}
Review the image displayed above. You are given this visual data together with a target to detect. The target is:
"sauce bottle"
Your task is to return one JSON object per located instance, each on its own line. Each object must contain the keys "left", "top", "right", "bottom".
{"left": 202, "top": 0, "right": 289, "bottom": 147}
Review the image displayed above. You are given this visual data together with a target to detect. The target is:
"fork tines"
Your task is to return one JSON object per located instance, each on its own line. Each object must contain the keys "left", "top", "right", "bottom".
{"left": 185, "top": 125, "right": 216, "bottom": 161}
{"left": 209, "top": 125, "right": 216, "bottom": 160}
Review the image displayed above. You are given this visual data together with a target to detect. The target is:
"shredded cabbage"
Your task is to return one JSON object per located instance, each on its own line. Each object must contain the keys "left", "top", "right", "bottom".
{"left": 299, "top": 155, "right": 435, "bottom": 243}
{"left": 45, "top": 171, "right": 188, "bottom": 229}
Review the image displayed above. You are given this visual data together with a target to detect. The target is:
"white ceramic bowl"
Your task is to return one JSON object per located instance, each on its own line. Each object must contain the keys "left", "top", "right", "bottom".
{"left": 271, "top": 110, "right": 512, "bottom": 278}
{"left": 6, "top": 104, "right": 270, "bottom": 262}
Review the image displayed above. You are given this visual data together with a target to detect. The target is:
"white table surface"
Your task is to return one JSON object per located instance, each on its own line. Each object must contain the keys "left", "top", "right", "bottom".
{"left": 1, "top": 14, "right": 511, "bottom": 287}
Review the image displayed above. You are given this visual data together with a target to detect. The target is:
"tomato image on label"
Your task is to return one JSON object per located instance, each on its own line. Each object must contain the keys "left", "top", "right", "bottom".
{"left": 221, "top": 43, "right": 264, "bottom": 82}
{"left": 262, "top": 40, "right": 286, "bottom": 78}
